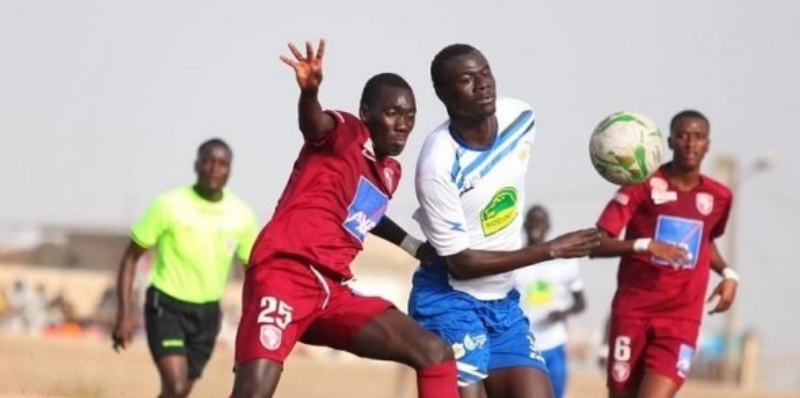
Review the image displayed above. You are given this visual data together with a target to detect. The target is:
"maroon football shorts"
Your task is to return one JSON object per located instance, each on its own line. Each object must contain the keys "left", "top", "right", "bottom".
{"left": 234, "top": 257, "right": 394, "bottom": 366}
{"left": 606, "top": 315, "right": 700, "bottom": 392}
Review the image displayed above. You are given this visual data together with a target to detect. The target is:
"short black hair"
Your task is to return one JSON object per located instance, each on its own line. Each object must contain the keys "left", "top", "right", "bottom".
{"left": 197, "top": 138, "right": 232, "bottom": 158}
{"left": 670, "top": 110, "right": 710, "bottom": 134}
{"left": 359, "top": 73, "right": 413, "bottom": 109}
{"left": 430, "top": 44, "right": 480, "bottom": 89}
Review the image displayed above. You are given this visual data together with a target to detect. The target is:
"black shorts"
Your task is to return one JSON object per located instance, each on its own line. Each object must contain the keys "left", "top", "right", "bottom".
{"left": 144, "top": 286, "right": 221, "bottom": 379}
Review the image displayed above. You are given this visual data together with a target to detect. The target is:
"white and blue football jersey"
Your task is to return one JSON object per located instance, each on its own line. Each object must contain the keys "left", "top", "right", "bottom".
{"left": 413, "top": 97, "right": 536, "bottom": 300}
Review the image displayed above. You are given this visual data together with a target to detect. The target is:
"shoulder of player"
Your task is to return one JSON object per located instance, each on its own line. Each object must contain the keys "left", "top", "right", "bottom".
{"left": 151, "top": 186, "right": 193, "bottom": 207}
{"left": 416, "top": 122, "right": 458, "bottom": 174}
{"left": 495, "top": 97, "right": 536, "bottom": 125}
{"left": 701, "top": 174, "right": 733, "bottom": 198}
{"left": 324, "top": 109, "right": 367, "bottom": 138}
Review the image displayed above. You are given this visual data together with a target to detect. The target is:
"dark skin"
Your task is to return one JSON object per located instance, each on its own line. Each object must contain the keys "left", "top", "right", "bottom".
{"left": 524, "top": 206, "right": 586, "bottom": 323}
{"left": 111, "top": 144, "right": 232, "bottom": 398}
{"left": 597, "top": 116, "right": 737, "bottom": 398}
{"left": 433, "top": 49, "right": 600, "bottom": 398}
{"left": 231, "top": 39, "right": 453, "bottom": 398}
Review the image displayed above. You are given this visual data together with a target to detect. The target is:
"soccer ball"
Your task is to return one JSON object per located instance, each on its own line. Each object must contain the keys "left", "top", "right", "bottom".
{"left": 589, "top": 111, "right": 665, "bottom": 185}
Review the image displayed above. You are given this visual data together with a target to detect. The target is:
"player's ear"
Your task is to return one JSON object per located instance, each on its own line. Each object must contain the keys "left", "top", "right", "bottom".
{"left": 359, "top": 103, "right": 370, "bottom": 122}
{"left": 434, "top": 86, "right": 448, "bottom": 103}
{"left": 667, "top": 135, "right": 674, "bottom": 151}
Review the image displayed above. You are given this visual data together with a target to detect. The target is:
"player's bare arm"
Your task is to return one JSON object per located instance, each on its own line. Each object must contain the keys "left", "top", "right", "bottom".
{"left": 280, "top": 39, "right": 335, "bottom": 142}
{"left": 707, "top": 241, "right": 738, "bottom": 315}
{"left": 443, "top": 228, "right": 600, "bottom": 280}
{"left": 111, "top": 240, "right": 147, "bottom": 352}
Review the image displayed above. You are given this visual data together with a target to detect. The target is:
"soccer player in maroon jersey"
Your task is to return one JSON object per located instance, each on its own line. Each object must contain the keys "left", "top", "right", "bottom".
{"left": 592, "top": 110, "right": 739, "bottom": 398}
{"left": 229, "top": 40, "right": 459, "bottom": 398}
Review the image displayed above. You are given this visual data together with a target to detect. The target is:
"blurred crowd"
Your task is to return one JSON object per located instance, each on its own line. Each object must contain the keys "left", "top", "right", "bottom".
{"left": 0, "top": 279, "right": 142, "bottom": 338}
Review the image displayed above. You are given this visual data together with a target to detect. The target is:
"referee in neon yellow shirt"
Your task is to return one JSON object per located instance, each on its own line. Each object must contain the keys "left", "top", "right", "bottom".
{"left": 112, "top": 138, "right": 258, "bottom": 398}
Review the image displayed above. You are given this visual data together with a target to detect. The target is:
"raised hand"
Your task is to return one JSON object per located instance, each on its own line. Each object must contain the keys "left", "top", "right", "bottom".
{"left": 547, "top": 228, "right": 601, "bottom": 259}
{"left": 280, "top": 39, "right": 326, "bottom": 92}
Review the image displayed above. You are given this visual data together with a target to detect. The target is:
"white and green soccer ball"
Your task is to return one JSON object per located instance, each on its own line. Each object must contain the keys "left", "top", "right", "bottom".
{"left": 589, "top": 111, "right": 664, "bottom": 185}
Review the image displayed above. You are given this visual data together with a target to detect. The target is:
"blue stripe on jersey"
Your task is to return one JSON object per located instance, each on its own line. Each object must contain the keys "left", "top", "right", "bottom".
{"left": 474, "top": 119, "right": 534, "bottom": 183}
{"left": 455, "top": 110, "right": 534, "bottom": 190}
{"left": 450, "top": 146, "right": 468, "bottom": 184}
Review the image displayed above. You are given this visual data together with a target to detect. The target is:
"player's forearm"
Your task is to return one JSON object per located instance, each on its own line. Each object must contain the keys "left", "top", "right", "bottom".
{"left": 115, "top": 243, "right": 142, "bottom": 319}
{"left": 372, "top": 216, "right": 425, "bottom": 259}
{"left": 709, "top": 242, "right": 729, "bottom": 276}
{"left": 445, "top": 244, "right": 553, "bottom": 280}
{"left": 297, "top": 89, "right": 334, "bottom": 141}
{"left": 590, "top": 233, "right": 639, "bottom": 258}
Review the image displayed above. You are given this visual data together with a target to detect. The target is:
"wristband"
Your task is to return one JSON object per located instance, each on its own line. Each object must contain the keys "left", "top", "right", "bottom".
{"left": 633, "top": 238, "right": 652, "bottom": 253}
{"left": 400, "top": 235, "right": 423, "bottom": 257}
{"left": 722, "top": 267, "right": 740, "bottom": 281}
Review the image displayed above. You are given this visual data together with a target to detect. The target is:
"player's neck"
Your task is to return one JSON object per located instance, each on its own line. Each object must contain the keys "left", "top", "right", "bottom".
{"left": 193, "top": 185, "right": 224, "bottom": 202}
{"left": 451, "top": 115, "right": 497, "bottom": 150}
{"left": 665, "top": 163, "right": 702, "bottom": 191}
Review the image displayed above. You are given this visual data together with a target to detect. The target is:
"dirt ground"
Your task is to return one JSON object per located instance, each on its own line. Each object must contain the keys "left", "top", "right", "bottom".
{"left": 0, "top": 331, "right": 796, "bottom": 398}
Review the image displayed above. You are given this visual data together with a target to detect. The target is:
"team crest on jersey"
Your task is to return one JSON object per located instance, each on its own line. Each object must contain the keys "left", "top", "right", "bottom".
{"left": 259, "top": 324, "right": 282, "bottom": 351}
{"left": 696, "top": 193, "right": 714, "bottom": 216}
{"left": 481, "top": 187, "right": 518, "bottom": 236}
{"left": 343, "top": 177, "right": 389, "bottom": 242}
{"left": 612, "top": 361, "right": 631, "bottom": 382}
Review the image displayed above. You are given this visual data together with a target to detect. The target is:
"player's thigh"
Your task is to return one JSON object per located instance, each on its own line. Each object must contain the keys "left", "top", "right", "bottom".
{"left": 606, "top": 315, "right": 649, "bottom": 394}
{"left": 234, "top": 259, "right": 323, "bottom": 367}
{"left": 643, "top": 318, "right": 700, "bottom": 390}
{"left": 543, "top": 345, "right": 568, "bottom": 398}
{"left": 637, "top": 372, "right": 680, "bottom": 398}
{"left": 485, "top": 367, "right": 553, "bottom": 398}
{"left": 485, "top": 295, "right": 547, "bottom": 372}
{"left": 349, "top": 307, "right": 452, "bottom": 367}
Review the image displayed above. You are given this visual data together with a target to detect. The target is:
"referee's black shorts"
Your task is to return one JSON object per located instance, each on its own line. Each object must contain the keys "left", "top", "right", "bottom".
{"left": 144, "top": 286, "right": 221, "bottom": 379}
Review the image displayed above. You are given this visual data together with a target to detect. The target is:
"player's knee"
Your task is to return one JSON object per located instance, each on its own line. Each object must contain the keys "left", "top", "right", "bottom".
{"left": 161, "top": 379, "right": 192, "bottom": 398}
{"left": 409, "top": 332, "right": 454, "bottom": 368}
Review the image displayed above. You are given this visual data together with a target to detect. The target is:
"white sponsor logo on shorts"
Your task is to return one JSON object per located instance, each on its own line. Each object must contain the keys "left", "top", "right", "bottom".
{"left": 259, "top": 324, "right": 282, "bottom": 351}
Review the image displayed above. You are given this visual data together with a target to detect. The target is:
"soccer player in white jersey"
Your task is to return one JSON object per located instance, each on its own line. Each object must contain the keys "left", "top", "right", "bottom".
{"left": 407, "top": 44, "right": 600, "bottom": 398}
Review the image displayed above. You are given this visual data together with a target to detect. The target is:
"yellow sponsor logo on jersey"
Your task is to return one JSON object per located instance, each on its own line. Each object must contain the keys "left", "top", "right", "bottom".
{"left": 481, "top": 187, "right": 518, "bottom": 236}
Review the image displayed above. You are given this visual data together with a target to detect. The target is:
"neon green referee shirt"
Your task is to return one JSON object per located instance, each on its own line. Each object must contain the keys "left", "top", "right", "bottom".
{"left": 131, "top": 186, "right": 259, "bottom": 304}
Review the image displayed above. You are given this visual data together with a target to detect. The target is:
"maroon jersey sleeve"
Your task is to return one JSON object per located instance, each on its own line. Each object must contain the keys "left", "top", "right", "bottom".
{"left": 597, "top": 183, "right": 648, "bottom": 237}
{"left": 305, "top": 110, "right": 363, "bottom": 150}
{"left": 710, "top": 189, "right": 733, "bottom": 239}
